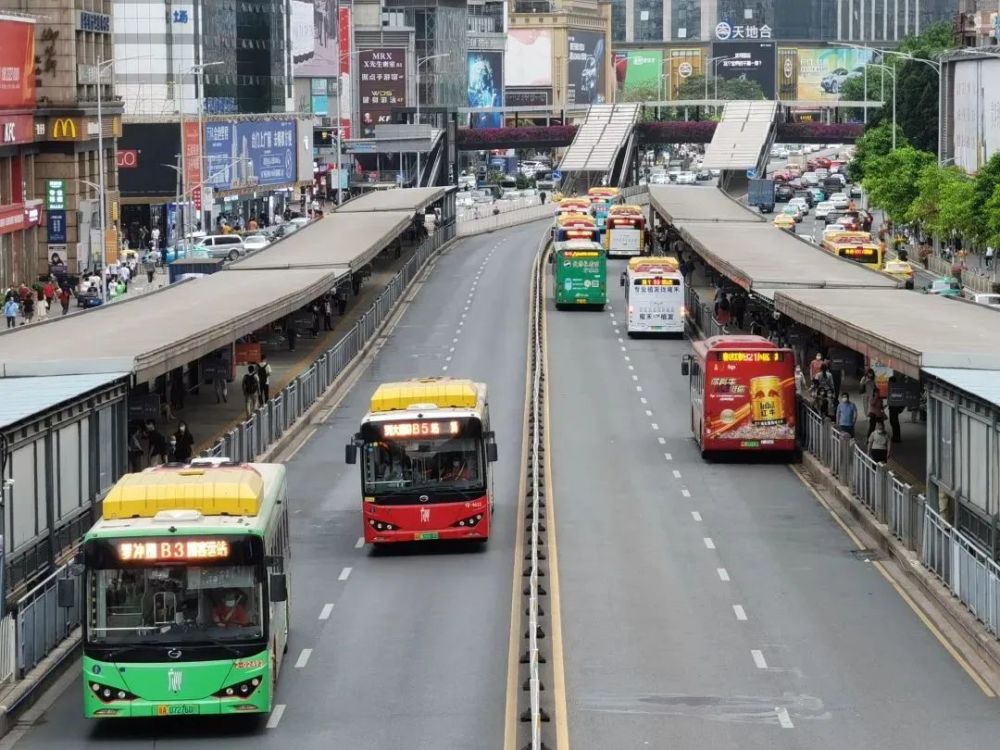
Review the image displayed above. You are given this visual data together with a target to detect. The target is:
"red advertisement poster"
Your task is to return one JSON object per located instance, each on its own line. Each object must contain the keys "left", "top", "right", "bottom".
{"left": 704, "top": 349, "right": 796, "bottom": 450}
{"left": 338, "top": 6, "right": 352, "bottom": 140}
{"left": 182, "top": 121, "right": 202, "bottom": 211}
{"left": 0, "top": 19, "right": 35, "bottom": 110}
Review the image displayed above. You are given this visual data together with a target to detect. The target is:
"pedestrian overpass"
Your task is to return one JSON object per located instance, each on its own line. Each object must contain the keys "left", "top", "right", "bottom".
{"left": 702, "top": 100, "right": 779, "bottom": 193}
{"left": 557, "top": 103, "right": 641, "bottom": 194}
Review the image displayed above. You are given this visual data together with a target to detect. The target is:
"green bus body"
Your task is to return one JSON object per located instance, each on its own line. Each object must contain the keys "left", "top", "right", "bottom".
{"left": 81, "top": 462, "right": 290, "bottom": 719}
{"left": 553, "top": 239, "right": 607, "bottom": 308}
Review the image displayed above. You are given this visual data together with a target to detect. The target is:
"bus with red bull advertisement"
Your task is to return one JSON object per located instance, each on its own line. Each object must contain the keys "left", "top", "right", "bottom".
{"left": 680, "top": 336, "right": 797, "bottom": 459}
{"left": 554, "top": 214, "right": 599, "bottom": 243}
{"left": 605, "top": 205, "right": 647, "bottom": 258}
{"left": 346, "top": 378, "right": 498, "bottom": 545}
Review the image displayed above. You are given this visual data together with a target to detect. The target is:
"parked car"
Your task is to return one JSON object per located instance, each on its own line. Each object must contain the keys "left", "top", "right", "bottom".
{"left": 964, "top": 292, "right": 1000, "bottom": 309}
{"left": 243, "top": 234, "right": 271, "bottom": 252}
{"left": 925, "top": 277, "right": 962, "bottom": 297}
{"left": 195, "top": 234, "right": 245, "bottom": 261}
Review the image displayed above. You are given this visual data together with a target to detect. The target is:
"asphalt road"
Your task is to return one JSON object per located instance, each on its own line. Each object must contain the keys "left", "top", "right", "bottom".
{"left": 5, "top": 221, "right": 546, "bottom": 749}
{"left": 547, "top": 256, "right": 1000, "bottom": 749}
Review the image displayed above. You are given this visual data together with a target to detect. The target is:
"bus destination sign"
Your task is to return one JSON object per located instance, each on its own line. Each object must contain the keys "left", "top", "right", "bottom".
{"left": 382, "top": 420, "right": 461, "bottom": 439}
{"left": 716, "top": 351, "right": 786, "bottom": 363}
{"left": 116, "top": 539, "right": 231, "bottom": 562}
{"left": 635, "top": 277, "right": 677, "bottom": 286}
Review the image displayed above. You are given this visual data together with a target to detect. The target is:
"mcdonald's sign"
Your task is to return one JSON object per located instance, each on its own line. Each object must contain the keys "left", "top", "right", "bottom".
{"left": 49, "top": 117, "right": 81, "bottom": 141}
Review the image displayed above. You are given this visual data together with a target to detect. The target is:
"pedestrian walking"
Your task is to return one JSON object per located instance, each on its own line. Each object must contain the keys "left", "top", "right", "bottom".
{"left": 145, "top": 421, "right": 168, "bottom": 466}
{"left": 866, "top": 391, "right": 885, "bottom": 439}
{"left": 794, "top": 364, "right": 808, "bottom": 397}
{"left": 867, "top": 420, "right": 891, "bottom": 463}
{"left": 987, "top": 246, "right": 995, "bottom": 269}
{"left": 835, "top": 393, "right": 858, "bottom": 437}
{"left": 285, "top": 318, "right": 298, "bottom": 352}
{"left": 144, "top": 254, "right": 157, "bottom": 284}
{"left": 128, "top": 423, "right": 145, "bottom": 472}
{"left": 323, "top": 295, "right": 334, "bottom": 330}
{"left": 172, "top": 421, "right": 194, "bottom": 463}
{"left": 809, "top": 352, "right": 825, "bottom": 385}
{"left": 242, "top": 365, "right": 259, "bottom": 418}
{"left": 21, "top": 294, "right": 33, "bottom": 324}
{"left": 310, "top": 302, "right": 321, "bottom": 337}
{"left": 257, "top": 355, "right": 272, "bottom": 405}
{"left": 212, "top": 363, "right": 228, "bottom": 404}
{"left": 336, "top": 290, "right": 347, "bottom": 316}
{"left": 3, "top": 297, "right": 18, "bottom": 328}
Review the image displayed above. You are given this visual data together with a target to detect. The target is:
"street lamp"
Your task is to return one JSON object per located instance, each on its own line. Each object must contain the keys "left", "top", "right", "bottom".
{"left": 333, "top": 49, "right": 369, "bottom": 207}
{"left": 77, "top": 178, "right": 107, "bottom": 303}
{"left": 867, "top": 62, "right": 898, "bottom": 150}
{"left": 705, "top": 56, "right": 733, "bottom": 116}
{"left": 415, "top": 53, "right": 451, "bottom": 187}
{"left": 179, "top": 61, "right": 223, "bottom": 243}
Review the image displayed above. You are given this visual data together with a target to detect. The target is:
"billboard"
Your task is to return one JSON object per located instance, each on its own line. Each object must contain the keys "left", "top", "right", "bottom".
{"left": 0, "top": 18, "right": 35, "bottom": 109}
{"left": 951, "top": 58, "right": 1000, "bottom": 174}
{"left": 792, "top": 48, "right": 874, "bottom": 99}
{"left": 182, "top": 121, "right": 202, "bottom": 211}
{"left": 117, "top": 124, "right": 181, "bottom": 199}
{"left": 338, "top": 6, "right": 352, "bottom": 139}
{"left": 204, "top": 120, "right": 298, "bottom": 190}
{"left": 712, "top": 41, "right": 776, "bottom": 100}
{"left": 567, "top": 30, "right": 607, "bottom": 105}
{"left": 667, "top": 49, "right": 703, "bottom": 99}
{"left": 506, "top": 29, "right": 552, "bottom": 87}
{"left": 614, "top": 49, "right": 663, "bottom": 95}
{"left": 295, "top": 0, "right": 339, "bottom": 77}
{"left": 290, "top": 1, "right": 315, "bottom": 63}
{"left": 468, "top": 51, "right": 504, "bottom": 128}
{"left": 358, "top": 48, "right": 406, "bottom": 138}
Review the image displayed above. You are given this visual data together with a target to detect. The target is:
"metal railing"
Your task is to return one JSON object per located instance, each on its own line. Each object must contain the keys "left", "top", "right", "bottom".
{"left": 0, "top": 614, "right": 15, "bottom": 687}
{"left": 14, "top": 564, "right": 80, "bottom": 678}
{"left": 207, "top": 225, "right": 455, "bottom": 463}
{"left": 527, "top": 241, "right": 544, "bottom": 749}
{"left": 456, "top": 202, "right": 553, "bottom": 237}
{"left": 798, "top": 399, "right": 925, "bottom": 553}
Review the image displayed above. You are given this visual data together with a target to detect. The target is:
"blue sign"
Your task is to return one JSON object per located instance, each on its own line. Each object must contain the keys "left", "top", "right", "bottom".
{"left": 746, "top": 168, "right": 757, "bottom": 179}
{"left": 204, "top": 120, "right": 298, "bottom": 190}
{"left": 311, "top": 95, "right": 329, "bottom": 117}
{"left": 47, "top": 210, "right": 67, "bottom": 243}
{"left": 551, "top": 170, "right": 562, "bottom": 180}
{"left": 172, "top": 9, "right": 189, "bottom": 23}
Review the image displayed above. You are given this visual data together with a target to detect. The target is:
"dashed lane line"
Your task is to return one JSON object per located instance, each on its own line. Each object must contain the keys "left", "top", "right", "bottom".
{"left": 776, "top": 707, "right": 794, "bottom": 729}
{"left": 717, "top": 568, "right": 730, "bottom": 582}
{"left": 338, "top": 567, "right": 352, "bottom": 581}
{"left": 703, "top": 538, "right": 716, "bottom": 550}
{"left": 733, "top": 605, "right": 748, "bottom": 621}
{"left": 681, "top": 489, "right": 691, "bottom": 498}
{"left": 672, "top": 469, "right": 682, "bottom": 479}
{"left": 294, "top": 648, "right": 312, "bottom": 669}
{"left": 267, "top": 704, "right": 287, "bottom": 729}
{"left": 354, "top": 537, "right": 365, "bottom": 549}
{"left": 691, "top": 511, "right": 702, "bottom": 522}
{"left": 751, "top": 650, "right": 768, "bottom": 669}
{"left": 319, "top": 603, "right": 335, "bottom": 620}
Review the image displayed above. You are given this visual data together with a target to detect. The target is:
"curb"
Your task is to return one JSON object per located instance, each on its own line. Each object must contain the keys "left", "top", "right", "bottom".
{"left": 799, "top": 451, "right": 1000, "bottom": 683}
{"left": 0, "top": 630, "right": 81, "bottom": 738}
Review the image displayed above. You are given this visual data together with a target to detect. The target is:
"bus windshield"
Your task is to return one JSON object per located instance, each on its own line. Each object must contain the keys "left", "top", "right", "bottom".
{"left": 362, "top": 435, "right": 484, "bottom": 494}
{"left": 87, "top": 564, "right": 264, "bottom": 646}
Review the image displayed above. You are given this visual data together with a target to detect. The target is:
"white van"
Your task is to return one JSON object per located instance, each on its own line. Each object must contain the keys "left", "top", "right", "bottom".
{"left": 196, "top": 234, "right": 245, "bottom": 260}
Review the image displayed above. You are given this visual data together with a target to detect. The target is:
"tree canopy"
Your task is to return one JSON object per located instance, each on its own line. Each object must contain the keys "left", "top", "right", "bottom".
{"left": 675, "top": 74, "right": 765, "bottom": 101}
{"left": 861, "top": 146, "right": 935, "bottom": 221}
{"left": 848, "top": 121, "right": 907, "bottom": 182}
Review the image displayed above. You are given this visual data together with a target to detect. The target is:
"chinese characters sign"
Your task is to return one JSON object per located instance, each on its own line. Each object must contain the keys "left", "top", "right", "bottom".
{"left": 182, "top": 121, "right": 202, "bottom": 211}
{"left": 714, "top": 21, "right": 772, "bottom": 40}
{"left": 359, "top": 48, "right": 406, "bottom": 138}
{"left": 712, "top": 41, "right": 777, "bottom": 99}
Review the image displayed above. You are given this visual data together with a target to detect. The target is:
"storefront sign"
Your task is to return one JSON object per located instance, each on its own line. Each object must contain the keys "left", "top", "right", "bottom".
{"left": 117, "top": 149, "right": 138, "bottom": 169}
{"left": 714, "top": 21, "right": 772, "bottom": 40}
{"left": 23, "top": 205, "right": 41, "bottom": 227}
{"left": 338, "top": 6, "right": 353, "bottom": 140}
{"left": 234, "top": 342, "right": 262, "bottom": 365}
{"left": 45, "top": 180, "right": 66, "bottom": 210}
{"left": 0, "top": 19, "right": 36, "bottom": 109}
{"left": 77, "top": 11, "right": 111, "bottom": 33}
{"left": 0, "top": 205, "right": 25, "bottom": 235}
{"left": 0, "top": 114, "right": 33, "bottom": 146}
{"left": 47, "top": 210, "right": 67, "bottom": 242}
{"left": 49, "top": 117, "right": 81, "bottom": 141}
{"left": 182, "top": 121, "right": 202, "bottom": 211}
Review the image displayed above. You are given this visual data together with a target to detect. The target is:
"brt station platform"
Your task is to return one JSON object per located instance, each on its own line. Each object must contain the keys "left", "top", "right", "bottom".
{"left": 647, "top": 185, "right": 1000, "bottom": 551}
{"left": 0, "top": 186, "right": 455, "bottom": 603}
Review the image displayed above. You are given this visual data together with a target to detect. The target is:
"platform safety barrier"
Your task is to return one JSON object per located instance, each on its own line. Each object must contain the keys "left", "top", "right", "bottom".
{"left": 13, "top": 564, "right": 80, "bottom": 678}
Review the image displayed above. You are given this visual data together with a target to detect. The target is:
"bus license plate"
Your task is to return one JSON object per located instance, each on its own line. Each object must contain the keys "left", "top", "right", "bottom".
{"left": 415, "top": 532, "right": 439, "bottom": 541}
{"left": 157, "top": 704, "right": 199, "bottom": 716}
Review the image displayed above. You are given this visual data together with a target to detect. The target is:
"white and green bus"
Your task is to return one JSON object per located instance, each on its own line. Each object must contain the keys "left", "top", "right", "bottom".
{"left": 73, "top": 460, "right": 290, "bottom": 719}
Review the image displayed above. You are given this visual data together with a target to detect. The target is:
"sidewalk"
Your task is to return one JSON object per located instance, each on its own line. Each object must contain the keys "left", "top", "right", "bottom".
{"left": 687, "top": 261, "right": 926, "bottom": 489}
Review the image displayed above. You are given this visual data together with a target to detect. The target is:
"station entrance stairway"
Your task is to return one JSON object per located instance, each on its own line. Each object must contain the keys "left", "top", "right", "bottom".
{"left": 557, "top": 103, "right": 641, "bottom": 194}
{"left": 701, "top": 100, "right": 778, "bottom": 193}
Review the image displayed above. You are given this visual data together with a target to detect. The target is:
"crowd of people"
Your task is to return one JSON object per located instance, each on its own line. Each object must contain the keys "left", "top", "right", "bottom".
{"left": 127, "top": 419, "right": 195, "bottom": 472}
{"left": 3, "top": 278, "right": 76, "bottom": 326}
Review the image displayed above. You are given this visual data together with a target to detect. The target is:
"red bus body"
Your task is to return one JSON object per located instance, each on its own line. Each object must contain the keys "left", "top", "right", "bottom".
{"left": 363, "top": 492, "right": 492, "bottom": 544}
{"left": 684, "top": 335, "right": 797, "bottom": 456}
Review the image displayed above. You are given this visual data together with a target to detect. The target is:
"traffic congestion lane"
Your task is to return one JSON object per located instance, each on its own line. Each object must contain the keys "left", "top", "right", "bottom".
{"left": 547, "top": 265, "right": 799, "bottom": 750}
{"left": 564, "top": 258, "right": 1000, "bottom": 749}
{"left": 3, "top": 221, "right": 545, "bottom": 750}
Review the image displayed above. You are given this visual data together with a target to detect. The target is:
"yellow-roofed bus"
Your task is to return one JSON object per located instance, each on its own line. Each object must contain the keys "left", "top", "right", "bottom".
{"left": 346, "top": 378, "right": 498, "bottom": 546}
{"left": 75, "top": 460, "right": 291, "bottom": 719}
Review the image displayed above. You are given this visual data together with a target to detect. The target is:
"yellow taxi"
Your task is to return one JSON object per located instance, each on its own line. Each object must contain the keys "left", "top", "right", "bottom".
{"left": 773, "top": 213, "right": 796, "bottom": 230}
{"left": 883, "top": 258, "right": 915, "bottom": 288}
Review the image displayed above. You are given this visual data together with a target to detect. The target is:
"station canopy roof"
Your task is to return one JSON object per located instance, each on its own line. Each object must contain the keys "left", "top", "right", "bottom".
{"left": 337, "top": 186, "right": 449, "bottom": 214}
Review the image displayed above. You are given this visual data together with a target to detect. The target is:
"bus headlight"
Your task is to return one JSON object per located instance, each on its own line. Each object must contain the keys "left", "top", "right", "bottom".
{"left": 679, "top": 305, "right": 687, "bottom": 318}
{"left": 369, "top": 520, "right": 398, "bottom": 531}
{"left": 90, "top": 682, "right": 137, "bottom": 703}
{"left": 452, "top": 514, "right": 485, "bottom": 528}
{"left": 214, "top": 677, "right": 262, "bottom": 699}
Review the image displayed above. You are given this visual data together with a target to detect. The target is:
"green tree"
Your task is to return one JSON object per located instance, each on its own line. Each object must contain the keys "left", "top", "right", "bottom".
{"left": 894, "top": 59, "right": 940, "bottom": 153}
{"left": 983, "top": 183, "right": 1000, "bottom": 249}
{"left": 971, "top": 152, "right": 1000, "bottom": 243}
{"left": 908, "top": 163, "right": 975, "bottom": 239}
{"left": 675, "top": 74, "right": 765, "bottom": 101}
{"left": 862, "top": 146, "right": 934, "bottom": 221}
{"left": 936, "top": 173, "right": 975, "bottom": 239}
{"left": 848, "top": 121, "right": 908, "bottom": 182}
{"left": 839, "top": 65, "right": 891, "bottom": 122}
{"left": 897, "top": 20, "right": 954, "bottom": 56}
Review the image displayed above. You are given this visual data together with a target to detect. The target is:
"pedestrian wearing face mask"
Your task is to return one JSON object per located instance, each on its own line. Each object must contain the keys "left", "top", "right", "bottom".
{"left": 172, "top": 421, "right": 194, "bottom": 463}
{"left": 212, "top": 590, "right": 251, "bottom": 627}
{"left": 835, "top": 393, "right": 857, "bottom": 437}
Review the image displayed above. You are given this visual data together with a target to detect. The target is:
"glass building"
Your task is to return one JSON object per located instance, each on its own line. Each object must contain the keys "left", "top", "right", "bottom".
{"left": 389, "top": 0, "right": 469, "bottom": 109}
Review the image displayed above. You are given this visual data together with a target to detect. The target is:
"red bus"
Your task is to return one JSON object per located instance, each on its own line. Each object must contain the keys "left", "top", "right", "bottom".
{"left": 681, "top": 335, "right": 797, "bottom": 458}
{"left": 346, "top": 378, "right": 498, "bottom": 545}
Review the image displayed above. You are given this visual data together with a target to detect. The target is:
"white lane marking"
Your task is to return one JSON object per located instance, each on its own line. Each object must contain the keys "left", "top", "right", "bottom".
{"left": 609, "top": 312, "right": 615, "bottom": 317}
{"left": 658, "top": 437, "right": 666, "bottom": 445}
{"left": 621, "top": 346, "right": 627, "bottom": 352}
{"left": 461, "top": 313, "right": 467, "bottom": 319}
{"left": 464, "top": 306, "right": 469, "bottom": 312}
{"left": 445, "top": 356, "right": 452, "bottom": 362}
{"left": 672, "top": 469, "right": 682, "bottom": 479}
{"left": 636, "top": 386, "right": 643, "bottom": 393}
{"left": 442, "top": 365, "right": 449, "bottom": 372}
{"left": 294, "top": 648, "right": 312, "bottom": 669}
{"left": 453, "top": 337, "right": 459, "bottom": 343}
{"left": 618, "top": 338, "right": 624, "bottom": 344}
{"left": 338, "top": 567, "right": 352, "bottom": 581}
{"left": 681, "top": 489, "right": 691, "bottom": 498}
{"left": 733, "top": 605, "right": 748, "bottom": 621}
{"left": 644, "top": 409, "right": 653, "bottom": 416}
{"left": 449, "top": 347, "right": 455, "bottom": 353}
{"left": 267, "top": 704, "right": 287, "bottom": 729}
{"left": 703, "top": 537, "right": 715, "bottom": 550}
{"left": 776, "top": 707, "right": 794, "bottom": 729}
{"left": 354, "top": 537, "right": 365, "bottom": 549}
{"left": 627, "top": 364, "right": 635, "bottom": 371}
{"left": 717, "top": 568, "right": 730, "bottom": 582}
{"left": 664, "top": 453, "right": 672, "bottom": 461}
{"left": 691, "top": 511, "right": 702, "bottom": 522}
{"left": 624, "top": 355, "right": 631, "bottom": 362}
{"left": 752, "top": 650, "right": 768, "bottom": 669}
{"left": 640, "top": 397, "right": 647, "bottom": 404}
{"left": 319, "top": 603, "right": 335, "bottom": 620}
{"left": 632, "top": 375, "right": 639, "bottom": 381}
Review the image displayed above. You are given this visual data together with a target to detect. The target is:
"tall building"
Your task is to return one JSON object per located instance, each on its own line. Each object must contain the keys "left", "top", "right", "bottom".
{"left": 112, "top": 0, "right": 305, "bottom": 242}
{"left": 613, "top": 0, "right": 962, "bottom": 42}
{"left": 0, "top": 14, "right": 44, "bottom": 289}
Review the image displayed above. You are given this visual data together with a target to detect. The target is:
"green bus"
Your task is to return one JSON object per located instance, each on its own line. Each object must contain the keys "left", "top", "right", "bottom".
{"left": 74, "top": 460, "right": 290, "bottom": 719}
{"left": 552, "top": 238, "right": 607, "bottom": 309}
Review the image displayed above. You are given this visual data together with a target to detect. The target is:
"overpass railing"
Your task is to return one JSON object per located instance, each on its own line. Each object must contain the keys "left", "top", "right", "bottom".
{"left": 456, "top": 202, "right": 552, "bottom": 237}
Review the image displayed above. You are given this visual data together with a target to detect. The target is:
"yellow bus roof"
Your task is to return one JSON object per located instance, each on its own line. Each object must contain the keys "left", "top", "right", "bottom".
{"left": 369, "top": 377, "right": 483, "bottom": 413}
{"left": 628, "top": 256, "right": 679, "bottom": 273}
{"left": 557, "top": 213, "right": 595, "bottom": 226}
{"left": 588, "top": 187, "right": 620, "bottom": 196}
{"left": 823, "top": 231, "right": 872, "bottom": 244}
{"left": 609, "top": 204, "right": 643, "bottom": 215}
{"left": 102, "top": 466, "right": 265, "bottom": 519}
{"left": 558, "top": 198, "right": 590, "bottom": 207}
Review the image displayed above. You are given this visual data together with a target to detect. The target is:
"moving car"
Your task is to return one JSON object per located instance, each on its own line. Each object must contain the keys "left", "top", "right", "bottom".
{"left": 773, "top": 214, "right": 797, "bottom": 230}
{"left": 774, "top": 184, "right": 795, "bottom": 202}
{"left": 814, "top": 201, "right": 836, "bottom": 220}
{"left": 829, "top": 193, "right": 851, "bottom": 210}
{"left": 788, "top": 197, "right": 810, "bottom": 215}
{"left": 781, "top": 204, "right": 804, "bottom": 222}
{"left": 696, "top": 170, "right": 713, "bottom": 181}
{"left": 925, "top": 277, "right": 962, "bottom": 297}
{"left": 193, "top": 234, "right": 245, "bottom": 261}
{"left": 243, "top": 234, "right": 271, "bottom": 252}
{"left": 883, "top": 259, "right": 915, "bottom": 288}
{"left": 964, "top": 291, "right": 1000, "bottom": 309}
{"left": 675, "top": 171, "right": 697, "bottom": 185}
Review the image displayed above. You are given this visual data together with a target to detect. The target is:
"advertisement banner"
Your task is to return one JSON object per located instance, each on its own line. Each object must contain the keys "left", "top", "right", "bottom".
{"left": 712, "top": 41, "right": 776, "bottom": 100}
{"left": 793, "top": 48, "right": 874, "bottom": 99}
{"left": 358, "top": 48, "right": 406, "bottom": 137}
{"left": 296, "top": 0, "right": 339, "bottom": 77}
{"left": 47, "top": 210, "right": 67, "bottom": 243}
{"left": 506, "top": 29, "right": 552, "bottom": 87}
{"left": 505, "top": 88, "right": 551, "bottom": 107}
{"left": 953, "top": 60, "right": 981, "bottom": 173}
{"left": 668, "top": 49, "right": 703, "bottom": 99}
{"left": 0, "top": 114, "right": 34, "bottom": 146}
{"left": 0, "top": 19, "right": 35, "bottom": 110}
{"left": 204, "top": 120, "right": 297, "bottom": 190}
{"left": 290, "top": 0, "right": 316, "bottom": 63}
{"left": 614, "top": 49, "right": 663, "bottom": 96}
{"left": 468, "top": 51, "right": 504, "bottom": 128}
{"left": 338, "top": 6, "right": 352, "bottom": 139}
{"left": 182, "top": 121, "right": 202, "bottom": 211}
{"left": 567, "top": 30, "right": 607, "bottom": 105}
